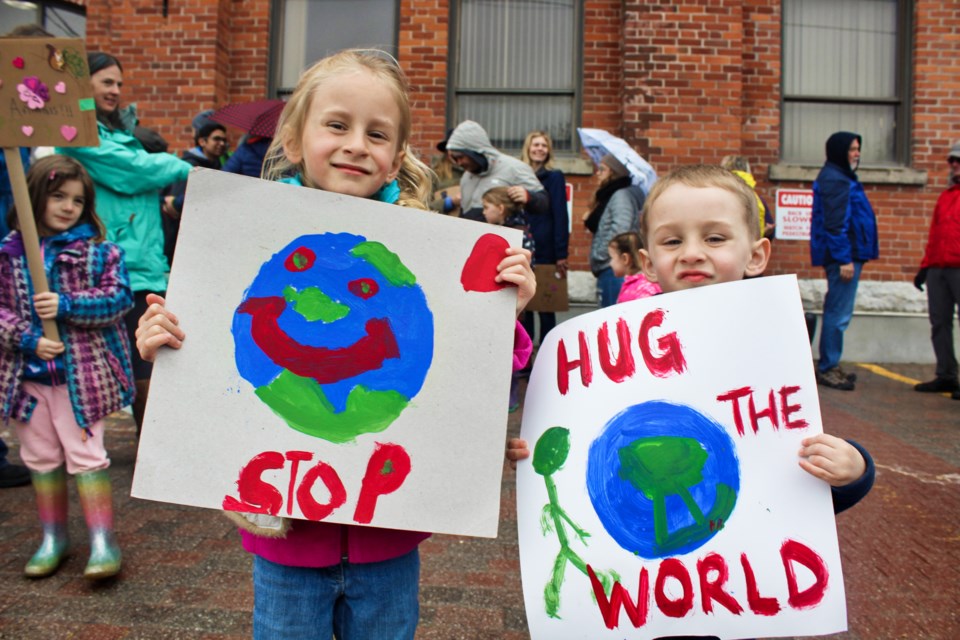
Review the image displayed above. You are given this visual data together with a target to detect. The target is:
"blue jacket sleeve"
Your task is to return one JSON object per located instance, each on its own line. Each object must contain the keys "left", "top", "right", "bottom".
{"left": 819, "top": 177, "right": 853, "bottom": 264}
{"left": 831, "top": 439, "right": 875, "bottom": 514}
{"left": 60, "top": 135, "right": 191, "bottom": 196}
{"left": 543, "top": 171, "right": 569, "bottom": 261}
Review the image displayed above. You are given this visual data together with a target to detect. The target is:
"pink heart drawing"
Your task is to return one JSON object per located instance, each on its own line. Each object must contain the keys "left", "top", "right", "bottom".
{"left": 59, "top": 125, "right": 78, "bottom": 142}
{"left": 21, "top": 126, "right": 34, "bottom": 137}
{"left": 54, "top": 81, "right": 66, "bottom": 94}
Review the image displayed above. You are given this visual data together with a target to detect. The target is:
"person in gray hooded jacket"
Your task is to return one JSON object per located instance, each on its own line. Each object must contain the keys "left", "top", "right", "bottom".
{"left": 445, "top": 121, "right": 548, "bottom": 221}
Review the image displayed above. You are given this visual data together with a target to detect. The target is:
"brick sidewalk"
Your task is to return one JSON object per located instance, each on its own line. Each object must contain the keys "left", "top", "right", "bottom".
{"left": 0, "top": 362, "right": 957, "bottom": 639}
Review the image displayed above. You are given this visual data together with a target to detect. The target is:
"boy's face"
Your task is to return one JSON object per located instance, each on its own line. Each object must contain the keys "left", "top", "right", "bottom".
{"left": 640, "top": 183, "right": 770, "bottom": 293}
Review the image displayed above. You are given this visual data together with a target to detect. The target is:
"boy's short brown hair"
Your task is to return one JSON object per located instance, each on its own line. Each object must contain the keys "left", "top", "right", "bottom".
{"left": 640, "top": 164, "right": 760, "bottom": 246}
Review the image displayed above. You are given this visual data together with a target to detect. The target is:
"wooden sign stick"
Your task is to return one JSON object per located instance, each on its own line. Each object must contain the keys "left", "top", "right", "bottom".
{"left": 2, "top": 147, "right": 60, "bottom": 342}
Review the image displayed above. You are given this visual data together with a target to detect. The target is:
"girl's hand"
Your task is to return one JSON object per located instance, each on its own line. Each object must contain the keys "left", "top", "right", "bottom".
{"left": 36, "top": 337, "right": 65, "bottom": 361}
{"left": 135, "top": 293, "right": 185, "bottom": 362}
{"left": 33, "top": 292, "right": 60, "bottom": 320}
{"left": 506, "top": 437, "right": 530, "bottom": 470}
{"left": 798, "top": 433, "right": 866, "bottom": 487}
{"left": 496, "top": 247, "right": 536, "bottom": 317}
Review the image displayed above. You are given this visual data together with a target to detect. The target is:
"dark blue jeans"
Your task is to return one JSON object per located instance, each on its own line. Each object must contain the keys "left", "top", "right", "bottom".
{"left": 596, "top": 267, "right": 624, "bottom": 308}
{"left": 818, "top": 261, "right": 863, "bottom": 372}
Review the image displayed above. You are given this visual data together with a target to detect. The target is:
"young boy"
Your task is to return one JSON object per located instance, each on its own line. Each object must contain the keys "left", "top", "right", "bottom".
{"left": 506, "top": 164, "right": 875, "bottom": 637}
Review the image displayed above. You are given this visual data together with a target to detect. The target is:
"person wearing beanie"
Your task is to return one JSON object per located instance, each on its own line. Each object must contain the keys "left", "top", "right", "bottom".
{"left": 809, "top": 131, "right": 878, "bottom": 391}
{"left": 583, "top": 154, "right": 645, "bottom": 307}
{"left": 443, "top": 120, "right": 547, "bottom": 221}
{"left": 57, "top": 52, "right": 192, "bottom": 434}
{"left": 912, "top": 141, "right": 960, "bottom": 398}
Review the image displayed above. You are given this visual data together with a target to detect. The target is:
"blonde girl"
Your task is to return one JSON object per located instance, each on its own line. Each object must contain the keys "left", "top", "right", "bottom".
{"left": 0, "top": 155, "right": 133, "bottom": 581}
{"left": 607, "top": 231, "right": 660, "bottom": 302}
{"left": 134, "top": 49, "right": 535, "bottom": 640}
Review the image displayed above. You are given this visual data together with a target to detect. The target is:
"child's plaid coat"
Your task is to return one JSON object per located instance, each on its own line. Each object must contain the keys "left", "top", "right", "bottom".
{"left": 0, "top": 226, "right": 135, "bottom": 428}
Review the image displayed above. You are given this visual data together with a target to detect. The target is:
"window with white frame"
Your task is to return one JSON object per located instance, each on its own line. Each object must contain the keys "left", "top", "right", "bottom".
{"left": 0, "top": 1, "right": 85, "bottom": 37}
{"left": 270, "top": 0, "right": 398, "bottom": 99}
{"left": 781, "top": 0, "right": 911, "bottom": 166}
{"left": 452, "top": 0, "right": 580, "bottom": 153}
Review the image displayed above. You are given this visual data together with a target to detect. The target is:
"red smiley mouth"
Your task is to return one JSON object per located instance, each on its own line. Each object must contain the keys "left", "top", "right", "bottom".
{"left": 238, "top": 296, "right": 399, "bottom": 384}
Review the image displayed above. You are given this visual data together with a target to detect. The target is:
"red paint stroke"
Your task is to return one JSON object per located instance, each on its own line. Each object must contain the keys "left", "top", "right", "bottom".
{"left": 556, "top": 330, "right": 593, "bottom": 395}
{"left": 654, "top": 558, "right": 695, "bottom": 618}
{"left": 741, "top": 553, "right": 781, "bottom": 616}
{"left": 284, "top": 246, "right": 315, "bottom": 271}
{"left": 285, "top": 451, "right": 313, "bottom": 516}
{"left": 589, "top": 564, "right": 649, "bottom": 629}
{"left": 779, "top": 385, "right": 809, "bottom": 430}
{"left": 781, "top": 539, "right": 829, "bottom": 609}
{"left": 13, "top": 57, "right": 24, "bottom": 69}
{"left": 296, "top": 460, "right": 347, "bottom": 520}
{"left": 353, "top": 442, "right": 411, "bottom": 524}
{"left": 749, "top": 388, "right": 780, "bottom": 432}
{"left": 460, "top": 233, "right": 509, "bottom": 292}
{"left": 698, "top": 552, "right": 743, "bottom": 615}
{"left": 238, "top": 296, "right": 399, "bottom": 384}
{"left": 639, "top": 309, "right": 686, "bottom": 378}
{"left": 222, "top": 451, "right": 285, "bottom": 515}
{"left": 718, "top": 385, "right": 809, "bottom": 437}
{"left": 348, "top": 277, "right": 379, "bottom": 299}
{"left": 598, "top": 317, "right": 636, "bottom": 383}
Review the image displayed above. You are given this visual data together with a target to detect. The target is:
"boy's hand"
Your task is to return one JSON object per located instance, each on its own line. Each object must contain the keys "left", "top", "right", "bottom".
{"left": 798, "top": 433, "right": 866, "bottom": 487}
{"left": 135, "top": 293, "right": 185, "bottom": 362}
{"left": 506, "top": 437, "right": 530, "bottom": 470}
{"left": 496, "top": 247, "right": 536, "bottom": 317}
{"left": 36, "top": 337, "right": 65, "bottom": 361}
{"left": 33, "top": 292, "right": 60, "bottom": 320}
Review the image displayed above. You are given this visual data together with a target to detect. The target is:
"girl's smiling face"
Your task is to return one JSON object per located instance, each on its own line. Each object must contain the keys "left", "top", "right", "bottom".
{"left": 42, "top": 178, "right": 86, "bottom": 234}
{"left": 640, "top": 183, "right": 770, "bottom": 293}
{"left": 285, "top": 69, "right": 404, "bottom": 198}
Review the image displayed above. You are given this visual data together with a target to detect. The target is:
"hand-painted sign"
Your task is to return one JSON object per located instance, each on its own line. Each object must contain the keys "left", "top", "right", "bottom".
{"left": 517, "top": 276, "right": 846, "bottom": 639}
{"left": 132, "top": 169, "right": 522, "bottom": 538}
{"left": 0, "top": 38, "right": 98, "bottom": 147}
{"left": 775, "top": 189, "right": 814, "bottom": 241}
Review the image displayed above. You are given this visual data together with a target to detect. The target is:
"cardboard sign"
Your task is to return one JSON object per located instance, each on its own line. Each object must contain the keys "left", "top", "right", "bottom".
{"left": 0, "top": 38, "right": 98, "bottom": 147}
{"left": 517, "top": 276, "right": 846, "bottom": 639}
{"left": 775, "top": 189, "right": 813, "bottom": 241}
{"left": 526, "top": 264, "right": 569, "bottom": 312}
{"left": 132, "top": 169, "right": 522, "bottom": 538}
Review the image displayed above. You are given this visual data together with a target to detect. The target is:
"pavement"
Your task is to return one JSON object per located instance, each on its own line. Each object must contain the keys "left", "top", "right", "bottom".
{"left": 0, "top": 361, "right": 957, "bottom": 640}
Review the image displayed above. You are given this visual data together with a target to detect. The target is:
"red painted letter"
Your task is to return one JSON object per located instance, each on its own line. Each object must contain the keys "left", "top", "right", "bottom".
{"left": 639, "top": 309, "right": 686, "bottom": 378}
{"left": 353, "top": 443, "right": 412, "bottom": 524}
{"left": 781, "top": 539, "right": 829, "bottom": 609}
{"left": 222, "top": 451, "right": 285, "bottom": 515}
{"left": 655, "top": 558, "right": 694, "bottom": 618}
{"left": 749, "top": 388, "right": 780, "bottom": 433}
{"left": 285, "top": 451, "right": 313, "bottom": 516}
{"left": 297, "top": 461, "right": 347, "bottom": 520}
{"left": 741, "top": 553, "right": 781, "bottom": 616}
{"left": 779, "top": 386, "right": 809, "bottom": 430}
{"left": 716, "top": 386, "right": 753, "bottom": 436}
{"left": 598, "top": 317, "right": 636, "bottom": 383}
{"left": 557, "top": 330, "right": 593, "bottom": 395}
{"left": 697, "top": 552, "right": 743, "bottom": 615}
{"left": 588, "top": 564, "right": 649, "bottom": 629}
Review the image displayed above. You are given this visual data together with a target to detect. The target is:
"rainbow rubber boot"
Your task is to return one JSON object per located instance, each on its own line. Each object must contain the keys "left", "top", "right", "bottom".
{"left": 75, "top": 470, "right": 121, "bottom": 580}
{"left": 24, "top": 466, "right": 70, "bottom": 578}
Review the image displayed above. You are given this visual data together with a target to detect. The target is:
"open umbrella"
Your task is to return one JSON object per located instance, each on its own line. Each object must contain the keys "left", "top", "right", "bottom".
{"left": 210, "top": 99, "right": 285, "bottom": 138}
{"left": 577, "top": 128, "right": 657, "bottom": 194}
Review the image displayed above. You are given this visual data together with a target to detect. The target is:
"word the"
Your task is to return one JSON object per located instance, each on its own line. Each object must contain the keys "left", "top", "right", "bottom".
{"left": 715, "top": 385, "right": 809, "bottom": 436}
{"left": 587, "top": 538, "right": 828, "bottom": 630}
{"left": 556, "top": 311, "right": 686, "bottom": 395}
{"left": 222, "top": 442, "right": 410, "bottom": 524}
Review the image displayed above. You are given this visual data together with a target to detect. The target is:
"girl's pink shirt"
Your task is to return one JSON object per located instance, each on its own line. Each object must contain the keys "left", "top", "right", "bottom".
{"left": 240, "top": 321, "right": 532, "bottom": 567}
{"left": 617, "top": 273, "right": 661, "bottom": 303}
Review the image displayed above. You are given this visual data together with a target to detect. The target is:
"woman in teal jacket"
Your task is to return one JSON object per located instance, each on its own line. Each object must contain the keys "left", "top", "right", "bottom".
{"left": 58, "top": 53, "right": 191, "bottom": 432}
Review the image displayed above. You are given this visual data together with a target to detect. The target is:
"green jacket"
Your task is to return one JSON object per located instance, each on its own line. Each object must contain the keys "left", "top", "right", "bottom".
{"left": 58, "top": 118, "right": 191, "bottom": 292}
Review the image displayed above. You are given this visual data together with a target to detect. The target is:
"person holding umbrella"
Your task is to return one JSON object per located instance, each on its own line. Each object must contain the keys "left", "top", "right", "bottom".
{"left": 213, "top": 98, "right": 285, "bottom": 179}
{"left": 57, "top": 52, "right": 191, "bottom": 434}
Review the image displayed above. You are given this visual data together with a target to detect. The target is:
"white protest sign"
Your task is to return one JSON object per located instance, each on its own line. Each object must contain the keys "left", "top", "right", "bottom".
{"left": 132, "top": 169, "right": 522, "bottom": 538}
{"left": 517, "top": 276, "right": 846, "bottom": 639}
{"left": 775, "top": 189, "right": 814, "bottom": 240}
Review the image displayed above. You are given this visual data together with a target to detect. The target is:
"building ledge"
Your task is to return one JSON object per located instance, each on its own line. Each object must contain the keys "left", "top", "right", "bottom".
{"left": 769, "top": 163, "right": 928, "bottom": 186}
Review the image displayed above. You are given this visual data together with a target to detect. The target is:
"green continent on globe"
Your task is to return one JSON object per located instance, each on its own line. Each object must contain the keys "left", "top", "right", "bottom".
{"left": 255, "top": 369, "right": 409, "bottom": 444}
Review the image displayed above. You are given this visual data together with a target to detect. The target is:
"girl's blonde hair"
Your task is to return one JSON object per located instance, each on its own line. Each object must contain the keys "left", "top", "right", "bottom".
{"left": 9, "top": 155, "right": 105, "bottom": 241}
{"left": 481, "top": 187, "right": 521, "bottom": 217}
{"left": 609, "top": 232, "right": 643, "bottom": 274}
{"left": 262, "top": 49, "right": 432, "bottom": 209}
{"left": 521, "top": 130, "right": 553, "bottom": 170}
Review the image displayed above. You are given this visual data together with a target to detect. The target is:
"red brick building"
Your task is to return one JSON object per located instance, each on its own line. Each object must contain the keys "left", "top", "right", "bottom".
{"left": 3, "top": 0, "right": 957, "bottom": 285}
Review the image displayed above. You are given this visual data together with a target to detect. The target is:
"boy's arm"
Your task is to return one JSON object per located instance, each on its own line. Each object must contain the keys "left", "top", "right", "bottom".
{"left": 830, "top": 440, "right": 875, "bottom": 514}
{"left": 799, "top": 433, "right": 875, "bottom": 514}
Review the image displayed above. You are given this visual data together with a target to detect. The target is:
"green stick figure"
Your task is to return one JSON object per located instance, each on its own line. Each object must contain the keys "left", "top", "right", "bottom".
{"left": 533, "top": 426, "right": 618, "bottom": 618}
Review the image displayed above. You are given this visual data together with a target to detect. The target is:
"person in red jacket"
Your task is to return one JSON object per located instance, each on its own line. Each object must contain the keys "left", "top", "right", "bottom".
{"left": 913, "top": 141, "right": 960, "bottom": 399}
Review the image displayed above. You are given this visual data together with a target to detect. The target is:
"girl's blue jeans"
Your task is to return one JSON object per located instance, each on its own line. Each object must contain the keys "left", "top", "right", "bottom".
{"left": 596, "top": 267, "right": 624, "bottom": 308}
{"left": 818, "top": 261, "right": 863, "bottom": 372}
{"left": 252, "top": 549, "right": 420, "bottom": 640}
